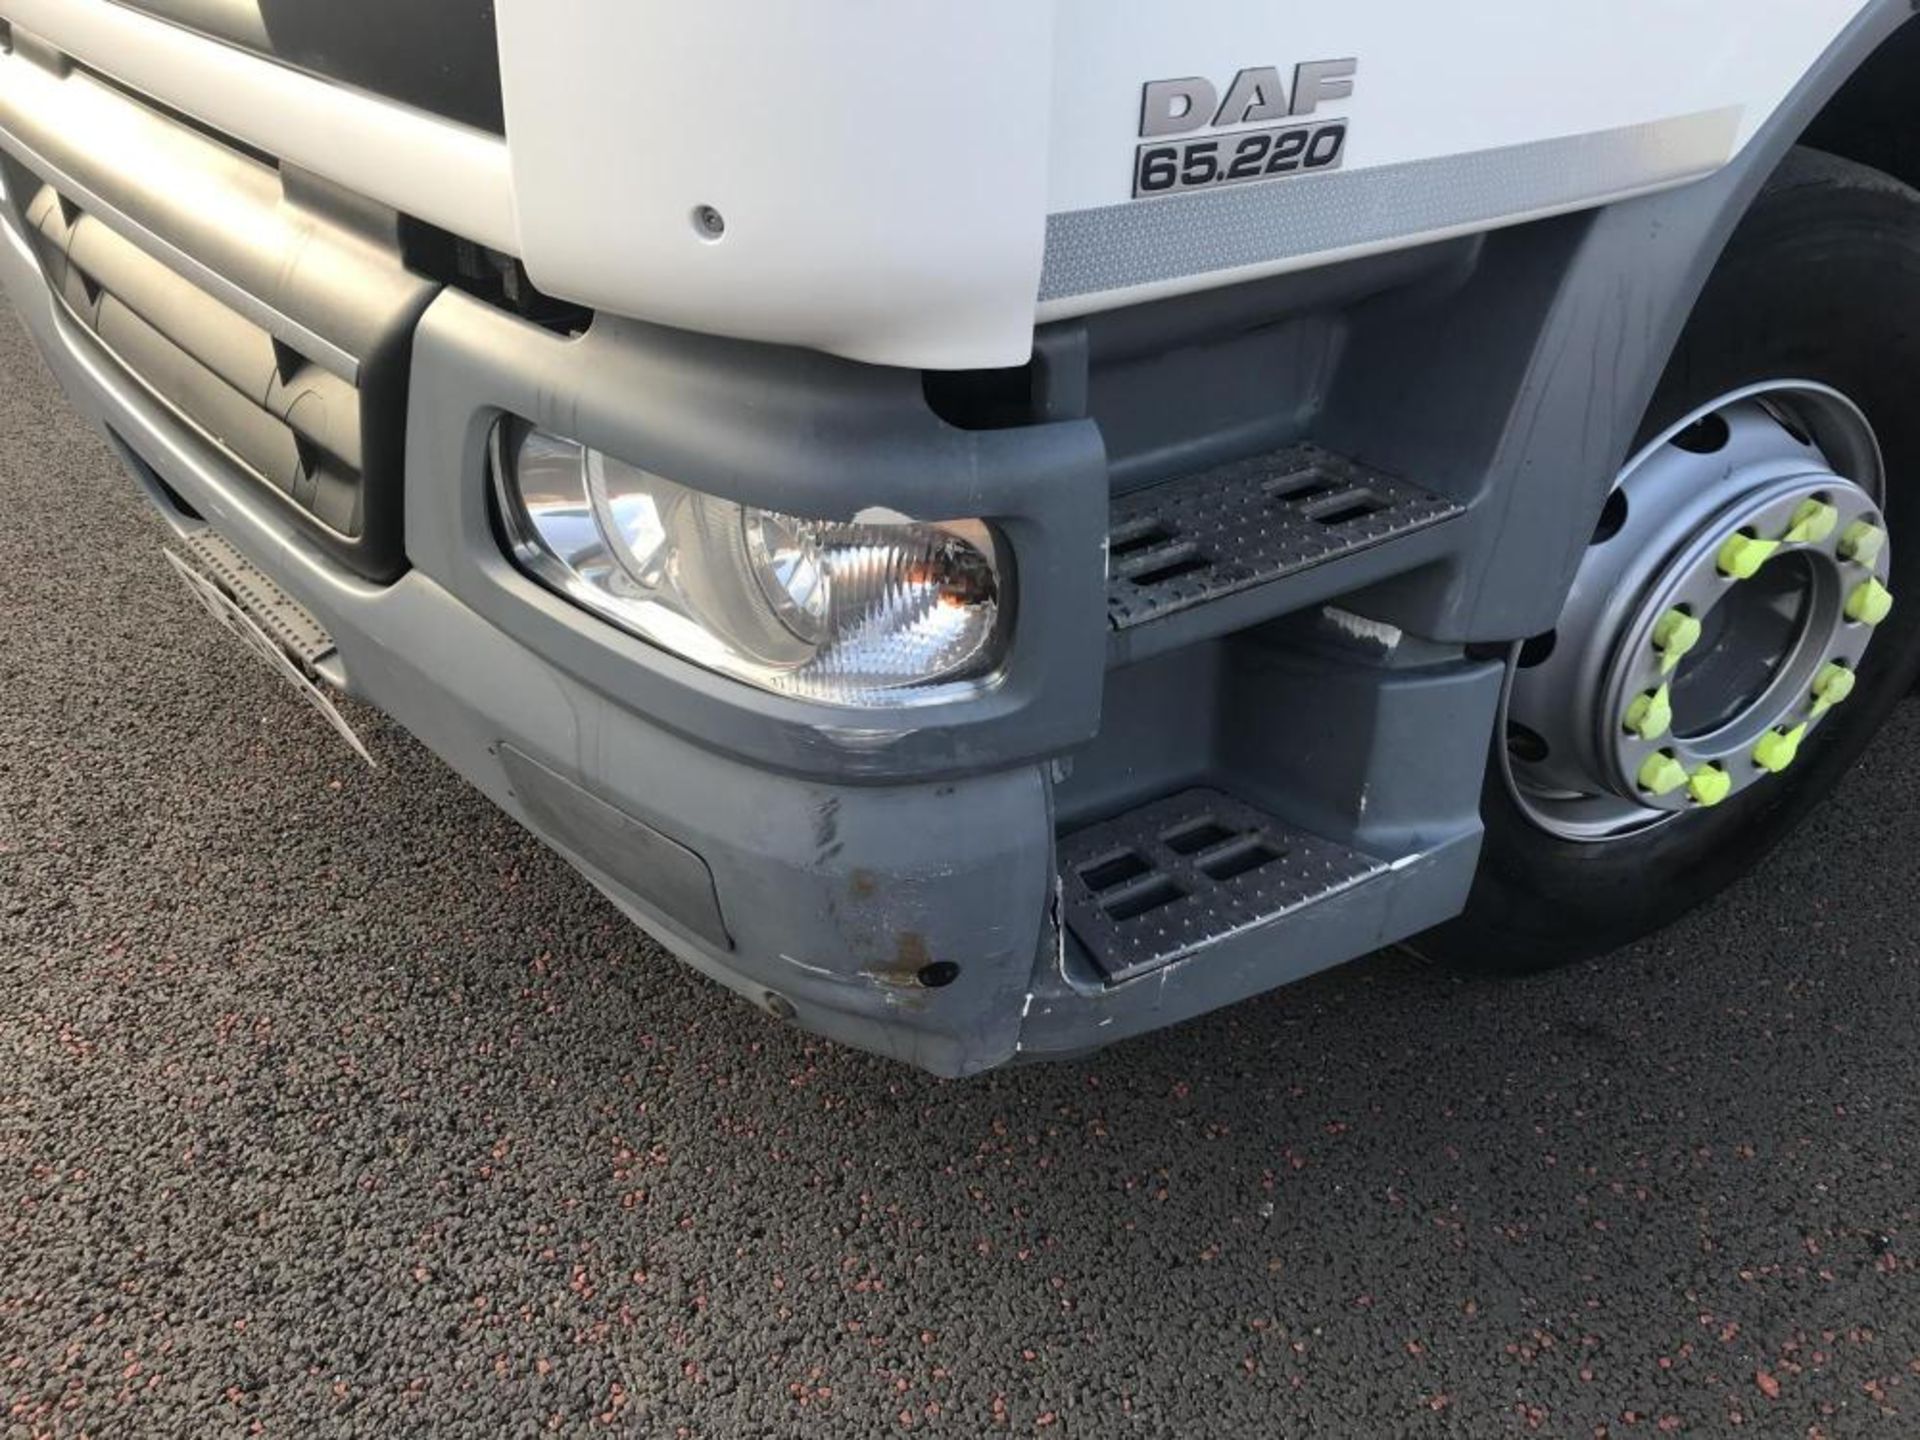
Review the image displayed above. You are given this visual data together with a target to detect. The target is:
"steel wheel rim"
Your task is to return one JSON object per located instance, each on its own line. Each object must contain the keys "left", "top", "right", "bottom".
{"left": 1502, "top": 380, "right": 1891, "bottom": 844}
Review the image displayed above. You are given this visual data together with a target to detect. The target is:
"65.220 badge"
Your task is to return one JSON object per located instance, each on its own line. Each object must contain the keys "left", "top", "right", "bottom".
{"left": 1132, "top": 60, "right": 1355, "bottom": 199}
{"left": 1136, "top": 120, "right": 1347, "bottom": 197}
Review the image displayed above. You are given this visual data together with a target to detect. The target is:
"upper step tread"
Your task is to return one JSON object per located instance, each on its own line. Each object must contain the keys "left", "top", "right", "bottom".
{"left": 1107, "top": 443, "right": 1462, "bottom": 631}
{"left": 1058, "top": 787, "right": 1387, "bottom": 984}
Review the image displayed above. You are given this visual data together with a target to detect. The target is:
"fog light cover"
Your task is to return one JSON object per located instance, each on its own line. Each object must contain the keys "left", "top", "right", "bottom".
{"left": 494, "top": 425, "right": 1008, "bottom": 707}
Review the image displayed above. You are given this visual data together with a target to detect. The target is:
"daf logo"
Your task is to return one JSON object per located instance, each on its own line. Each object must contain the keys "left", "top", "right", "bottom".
{"left": 1130, "top": 60, "right": 1356, "bottom": 198}
{"left": 1140, "top": 60, "right": 1357, "bottom": 139}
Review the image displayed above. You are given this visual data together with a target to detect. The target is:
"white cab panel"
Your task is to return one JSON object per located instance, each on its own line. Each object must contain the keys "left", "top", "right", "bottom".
{"left": 1039, "top": 0, "right": 1867, "bottom": 319}
{"left": 495, "top": 0, "right": 1056, "bottom": 371}
{"left": 7, "top": 0, "right": 1880, "bottom": 368}
{"left": 496, "top": 0, "right": 1871, "bottom": 367}
{"left": 1046, "top": 0, "right": 1865, "bottom": 215}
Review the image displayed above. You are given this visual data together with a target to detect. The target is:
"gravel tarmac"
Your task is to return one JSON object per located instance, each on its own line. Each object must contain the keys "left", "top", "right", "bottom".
{"left": 7, "top": 298, "right": 1920, "bottom": 1438}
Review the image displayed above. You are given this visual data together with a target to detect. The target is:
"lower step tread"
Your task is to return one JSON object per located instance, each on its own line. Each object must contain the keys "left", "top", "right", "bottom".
{"left": 1058, "top": 787, "right": 1387, "bottom": 983}
{"left": 1107, "top": 443, "right": 1462, "bottom": 631}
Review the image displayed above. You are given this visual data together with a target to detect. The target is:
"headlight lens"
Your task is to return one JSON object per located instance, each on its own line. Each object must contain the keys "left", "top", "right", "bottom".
{"left": 494, "top": 425, "right": 1009, "bottom": 707}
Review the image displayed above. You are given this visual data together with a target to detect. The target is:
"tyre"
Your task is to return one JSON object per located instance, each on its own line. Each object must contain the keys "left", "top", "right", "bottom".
{"left": 1419, "top": 147, "right": 1920, "bottom": 975}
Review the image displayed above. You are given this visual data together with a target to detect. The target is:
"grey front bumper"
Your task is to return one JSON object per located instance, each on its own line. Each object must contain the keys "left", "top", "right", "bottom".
{"left": 0, "top": 206, "right": 1120, "bottom": 1077}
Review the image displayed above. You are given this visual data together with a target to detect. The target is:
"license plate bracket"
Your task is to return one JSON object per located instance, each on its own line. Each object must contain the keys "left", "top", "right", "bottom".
{"left": 164, "top": 547, "right": 375, "bottom": 768}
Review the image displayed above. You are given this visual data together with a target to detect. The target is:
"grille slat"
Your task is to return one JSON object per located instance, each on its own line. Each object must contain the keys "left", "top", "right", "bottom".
{"left": 65, "top": 207, "right": 288, "bottom": 395}
{"left": 93, "top": 292, "right": 309, "bottom": 491}
{"left": 114, "top": 0, "right": 505, "bottom": 137}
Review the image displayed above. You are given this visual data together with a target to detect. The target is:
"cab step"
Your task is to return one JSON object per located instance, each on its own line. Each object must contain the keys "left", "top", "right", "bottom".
{"left": 1057, "top": 787, "right": 1388, "bottom": 984}
{"left": 1106, "top": 443, "right": 1463, "bottom": 660}
{"left": 1025, "top": 639, "right": 1502, "bottom": 1059}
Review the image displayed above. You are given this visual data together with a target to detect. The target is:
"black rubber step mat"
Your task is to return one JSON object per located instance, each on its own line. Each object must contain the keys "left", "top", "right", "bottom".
{"left": 1106, "top": 444, "right": 1462, "bottom": 630}
{"left": 1058, "top": 787, "right": 1388, "bottom": 983}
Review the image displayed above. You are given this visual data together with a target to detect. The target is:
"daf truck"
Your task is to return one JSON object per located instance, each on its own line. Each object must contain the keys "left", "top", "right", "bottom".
{"left": 3, "top": 1, "right": 1918, "bottom": 1074}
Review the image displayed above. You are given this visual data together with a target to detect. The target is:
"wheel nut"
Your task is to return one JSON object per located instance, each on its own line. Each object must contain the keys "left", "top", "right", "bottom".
{"left": 1652, "top": 608, "right": 1702, "bottom": 674}
{"left": 1846, "top": 578, "right": 1894, "bottom": 626}
{"left": 1840, "top": 520, "right": 1887, "bottom": 565}
{"left": 1811, "top": 662, "right": 1856, "bottom": 716}
{"left": 1752, "top": 723, "right": 1808, "bottom": 774}
{"left": 1637, "top": 750, "right": 1689, "bottom": 796}
{"left": 1784, "top": 499, "right": 1839, "bottom": 545}
{"left": 1623, "top": 683, "right": 1673, "bottom": 741}
{"left": 1717, "top": 532, "right": 1780, "bottom": 580}
{"left": 1688, "top": 764, "right": 1732, "bottom": 808}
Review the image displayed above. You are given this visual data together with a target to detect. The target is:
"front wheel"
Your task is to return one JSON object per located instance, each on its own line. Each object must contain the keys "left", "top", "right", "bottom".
{"left": 1419, "top": 148, "right": 1920, "bottom": 974}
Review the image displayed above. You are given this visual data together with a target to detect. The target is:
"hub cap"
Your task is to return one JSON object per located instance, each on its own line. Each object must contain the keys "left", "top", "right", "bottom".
{"left": 1504, "top": 382, "right": 1892, "bottom": 842}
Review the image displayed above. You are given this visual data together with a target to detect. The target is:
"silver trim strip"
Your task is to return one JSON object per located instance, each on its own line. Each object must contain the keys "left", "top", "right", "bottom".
{"left": 0, "top": 123, "right": 359, "bottom": 381}
{"left": 1039, "top": 108, "right": 1743, "bottom": 305}
{"left": 0, "top": 0, "right": 517, "bottom": 254}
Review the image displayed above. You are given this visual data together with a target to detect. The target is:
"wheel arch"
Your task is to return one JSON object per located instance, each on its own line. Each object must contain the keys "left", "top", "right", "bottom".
{"left": 1802, "top": 18, "right": 1920, "bottom": 194}
{"left": 1323, "top": 1, "right": 1920, "bottom": 645}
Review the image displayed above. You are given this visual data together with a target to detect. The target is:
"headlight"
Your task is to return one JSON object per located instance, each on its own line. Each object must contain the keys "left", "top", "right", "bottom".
{"left": 493, "top": 424, "right": 1009, "bottom": 707}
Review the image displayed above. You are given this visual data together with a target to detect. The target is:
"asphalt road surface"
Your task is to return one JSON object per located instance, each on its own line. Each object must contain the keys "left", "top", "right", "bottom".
{"left": 8, "top": 300, "right": 1920, "bottom": 1439}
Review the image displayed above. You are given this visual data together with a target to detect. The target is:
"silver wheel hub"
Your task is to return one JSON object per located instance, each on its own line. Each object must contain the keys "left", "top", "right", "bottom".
{"left": 1505, "top": 382, "right": 1893, "bottom": 842}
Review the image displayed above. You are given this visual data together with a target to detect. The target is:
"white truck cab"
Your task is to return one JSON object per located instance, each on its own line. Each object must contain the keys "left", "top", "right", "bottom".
{"left": 2, "top": 1, "right": 1917, "bottom": 1072}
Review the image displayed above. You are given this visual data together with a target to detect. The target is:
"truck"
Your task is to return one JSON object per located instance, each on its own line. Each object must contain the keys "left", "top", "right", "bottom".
{"left": 1, "top": 1, "right": 1916, "bottom": 1076}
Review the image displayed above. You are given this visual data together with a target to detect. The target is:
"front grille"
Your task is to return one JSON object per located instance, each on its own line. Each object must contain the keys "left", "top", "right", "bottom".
{"left": 27, "top": 184, "right": 368, "bottom": 536}
{"left": 0, "top": 44, "right": 440, "bottom": 580}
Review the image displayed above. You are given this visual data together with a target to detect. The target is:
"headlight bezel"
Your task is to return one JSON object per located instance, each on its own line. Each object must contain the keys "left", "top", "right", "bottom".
{"left": 400, "top": 309, "right": 1108, "bottom": 783}
{"left": 489, "top": 420, "right": 1016, "bottom": 710}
